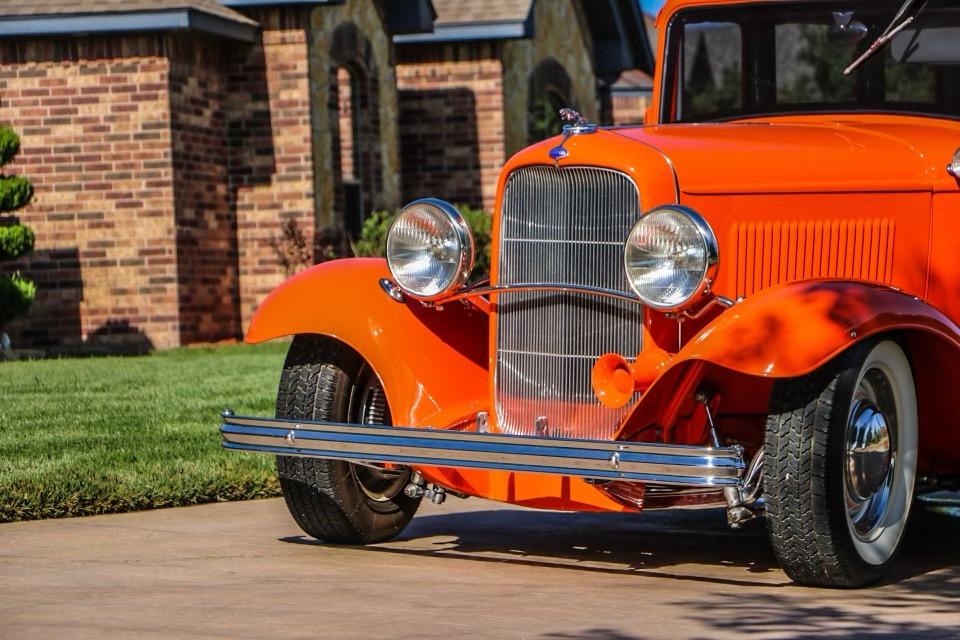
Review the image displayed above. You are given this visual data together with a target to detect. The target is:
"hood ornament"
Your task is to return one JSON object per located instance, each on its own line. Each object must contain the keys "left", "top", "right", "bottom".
{"left": 548, "top": 107, "right": 597, "bottom": 162}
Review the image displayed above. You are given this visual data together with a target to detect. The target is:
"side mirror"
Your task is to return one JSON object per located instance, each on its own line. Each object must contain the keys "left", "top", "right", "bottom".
{"left": 828, "top": 11, "right": 868, "bottom": 44}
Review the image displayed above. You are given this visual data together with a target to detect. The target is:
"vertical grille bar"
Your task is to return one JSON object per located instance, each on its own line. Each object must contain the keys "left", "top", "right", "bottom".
{"left": 495, "top": 166, "right": 643, "bottom": 440}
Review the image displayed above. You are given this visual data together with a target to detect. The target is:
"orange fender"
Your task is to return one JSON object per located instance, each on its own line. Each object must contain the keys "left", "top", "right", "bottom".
{"left": 615, "top": 280, "right": 960, "bottom": 442}
{"left": 246, "top": 258, "right": 489, "bottom": 427}
{"left": 676, "top": 280, "right": 960, "bottom": 378}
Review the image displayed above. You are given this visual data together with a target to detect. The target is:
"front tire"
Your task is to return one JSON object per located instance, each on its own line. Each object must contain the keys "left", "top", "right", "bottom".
{"left": 275, "top": 336, "right": 421, "bottom": 544}
{"left": 764, "top": 339, "right": 918, "bottom": 587}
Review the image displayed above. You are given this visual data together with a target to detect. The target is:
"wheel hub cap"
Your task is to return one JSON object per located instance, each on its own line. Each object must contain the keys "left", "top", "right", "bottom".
{"left": 846, "top": 401, "right": 892, "bottom": 500}
{"left": 844, "top": 370, "right": 897, "bottom": 541}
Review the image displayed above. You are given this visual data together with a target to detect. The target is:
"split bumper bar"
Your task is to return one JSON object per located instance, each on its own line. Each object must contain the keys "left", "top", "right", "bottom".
{"left": 219, "top": 411, "right": 746, "bottom": 487}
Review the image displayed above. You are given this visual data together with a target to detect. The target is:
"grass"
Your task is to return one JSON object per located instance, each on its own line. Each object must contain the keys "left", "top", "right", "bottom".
{"left": 0, "top": 341, "right": 290, "bottom": 522}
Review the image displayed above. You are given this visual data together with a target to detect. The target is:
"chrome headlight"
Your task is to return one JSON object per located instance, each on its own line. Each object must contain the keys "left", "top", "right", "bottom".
{"left": 386, "top": 199, "right": 474, "bottom": 300}
{"left": 624, "top": 205, "right": 718, "bottom": 311}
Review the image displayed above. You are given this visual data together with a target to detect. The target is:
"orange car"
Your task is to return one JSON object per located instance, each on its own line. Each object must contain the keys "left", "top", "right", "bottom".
{"left": 221, "top": 0, "right": 960, "bottom": 587}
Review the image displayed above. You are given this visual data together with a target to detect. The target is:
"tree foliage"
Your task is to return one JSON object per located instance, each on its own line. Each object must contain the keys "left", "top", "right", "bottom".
{"left": 0, "top": 223, "right": 34, "bottom": 262}
{"left": 0, "top": 273, "right": 35, "bottom": 326}
{"left": 0, "top": 126, "right": 36, "bottom": 330}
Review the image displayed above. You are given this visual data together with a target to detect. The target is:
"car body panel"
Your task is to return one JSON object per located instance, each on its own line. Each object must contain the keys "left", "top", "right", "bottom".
{"left": 233, "top": 0, "right": 960, "bottom": 512}
{"left": 246, "top": 259, "right": 489, "bottom": 429}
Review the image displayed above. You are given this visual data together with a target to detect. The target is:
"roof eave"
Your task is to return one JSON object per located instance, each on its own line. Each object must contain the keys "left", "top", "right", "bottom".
{"left": 0, "top": 9, "right": 258, "bottom": 42}
{"left": 393, "top": 18, "right": 529, "bottom": 44}
{"left": 220, "top": 0, "right": 343, "bottom": 7}
{"left": 384, "top": 0, "right": 436, "bottom": 35}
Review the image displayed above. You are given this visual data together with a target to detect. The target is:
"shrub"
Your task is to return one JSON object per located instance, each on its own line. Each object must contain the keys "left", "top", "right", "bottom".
{"left": 0, "top": 272, "right": 36, "bottom": 326}
{"left": 0, "top": 126, "right": 21, "bottom": 167}
{"left": 354, "top": 204, "right": 492, "bottom": 281}
{"left": 269, "top": 218, "right": 312, "bottom": 277}
{"left": 0, "top": 176, "right": 33, "bottom": 212}
{"left": 0, "top": 126, "right": 36, "bottom": 331}
{"left": 0, "top": 223, "right": 35, "bottom": 262}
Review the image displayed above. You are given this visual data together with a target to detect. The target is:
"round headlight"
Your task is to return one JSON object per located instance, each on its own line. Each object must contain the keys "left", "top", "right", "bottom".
{"left": 624, "top": 206, "right": 718, "bottom": 311}
{"left": 386, "top": 199, "right": 475, "bottom": 300}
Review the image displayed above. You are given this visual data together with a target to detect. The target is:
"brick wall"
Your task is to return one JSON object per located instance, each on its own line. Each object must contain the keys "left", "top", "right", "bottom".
{"left": 169, "top": 38, "right": 240, "bottom": 344}
{"left": 225, "top": 7, "right": 316, "bottom": 331}
{"left": 0, "top": 36, "right": 180, "bottom": 351}
{"left": 0, "top": 4, "right": 416, "bottom": 350}
{"left": 611, "top": 93, "right": 651, "bottom": 125}
{"left": 396, "top": 42, "right": 504, "bottom": 212}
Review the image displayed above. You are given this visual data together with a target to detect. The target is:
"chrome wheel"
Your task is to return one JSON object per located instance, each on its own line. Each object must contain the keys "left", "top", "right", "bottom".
{"left": 844, "top": 371, "right": 895, "bottom": 540}
{"left": 349, "top": 370, "right": 409, "bottom": 503}
{"left": 842, "top": 341, "right": 917, "bottom": 566}
{"left": 351, "top": 464, "right": 409, "bottom": 503}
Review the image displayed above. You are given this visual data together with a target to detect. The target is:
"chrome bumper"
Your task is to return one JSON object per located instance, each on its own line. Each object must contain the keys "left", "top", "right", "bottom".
{"left": 220, "top": 411, "right": 746, "bottom": 487}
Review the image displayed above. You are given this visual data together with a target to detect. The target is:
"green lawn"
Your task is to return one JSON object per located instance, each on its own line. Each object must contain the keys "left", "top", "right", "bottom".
{"left": 0, "top": 342, "right": 289, "bottom": 522}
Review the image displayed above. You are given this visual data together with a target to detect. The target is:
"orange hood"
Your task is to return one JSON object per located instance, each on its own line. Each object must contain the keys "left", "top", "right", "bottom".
{"left": 609, "top": 116, "right": 960, "bottom": 194}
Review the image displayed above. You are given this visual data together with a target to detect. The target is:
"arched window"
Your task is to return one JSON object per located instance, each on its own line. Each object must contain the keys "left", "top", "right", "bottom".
{"left": 528, "top": 59, "right": 574, "bottom": 144}
{"left": 329, "top": 22, "right": 382, "bottom": 240}
{"left": 336, "top": 65, "right": 363, "bottom": 236}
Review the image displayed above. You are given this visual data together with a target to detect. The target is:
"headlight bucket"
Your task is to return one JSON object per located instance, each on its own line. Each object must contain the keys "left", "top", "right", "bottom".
{"left": 386, "top": 198, "right": 475, "bottom": 301}
{"left": 624, "top": 205, "right": 718, "bottom": 311}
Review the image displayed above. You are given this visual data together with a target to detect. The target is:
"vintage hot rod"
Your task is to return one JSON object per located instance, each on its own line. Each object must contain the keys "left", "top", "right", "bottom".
{"left": 220, "top": 0, "right": 960, "bottom": 587}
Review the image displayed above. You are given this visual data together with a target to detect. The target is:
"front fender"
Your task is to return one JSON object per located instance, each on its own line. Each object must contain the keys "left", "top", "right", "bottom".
{"left": 678, "top": 280, "right": 960, "bottom": 377}
{"left": 616, "top": 280, "right": 960, "bottom": 441}
{"left": 246, "top": 258, "right": 489, "bottom": 427}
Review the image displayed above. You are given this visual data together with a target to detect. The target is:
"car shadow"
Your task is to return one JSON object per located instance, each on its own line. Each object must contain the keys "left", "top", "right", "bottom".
{"left": 280, "top": 500, "right": 960, "bottom": 591}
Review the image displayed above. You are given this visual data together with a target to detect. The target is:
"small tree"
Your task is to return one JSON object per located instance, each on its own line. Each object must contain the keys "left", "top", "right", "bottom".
{"left": 0, "top": 126, "right": 36, "bottom": 331}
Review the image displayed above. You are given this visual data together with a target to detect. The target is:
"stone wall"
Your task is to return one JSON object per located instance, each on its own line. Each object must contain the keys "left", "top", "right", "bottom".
{"left": 310, "top": 0, "right": 400, "bottom": 234}
{"left": 501, "top": 0, "right": 598, "bottom": 157}
{"left": 395, "top": 42, "right": 504, "bottom": 211}
{"left": 395, "top": 0, "right": 599, "bottom": 213}
{"left": 0, "top": 36, "right": 180, "bottom": 351}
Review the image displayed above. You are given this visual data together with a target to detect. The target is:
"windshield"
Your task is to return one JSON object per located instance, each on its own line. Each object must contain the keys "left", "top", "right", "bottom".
{"left": 663, "top": 0, "right": 960, "bottom": 122}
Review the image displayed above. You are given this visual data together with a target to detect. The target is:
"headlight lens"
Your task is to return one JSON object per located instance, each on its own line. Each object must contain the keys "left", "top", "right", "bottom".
{"left": 624, "top": 206, "right": 718, "bottom": 310}
{"left": 386, "top": 199, "right": 474, "bottom": 300}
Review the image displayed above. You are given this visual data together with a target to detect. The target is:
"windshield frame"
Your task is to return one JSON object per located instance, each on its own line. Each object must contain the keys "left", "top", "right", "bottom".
{"left": 658, "top": 0, "right": 960, "bottom": 124}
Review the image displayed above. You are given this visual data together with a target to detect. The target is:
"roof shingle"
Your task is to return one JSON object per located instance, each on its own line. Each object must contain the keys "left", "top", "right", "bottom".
{"left": 430, "top": 0, "right": 533, "bottom": 26}
{"left": 0, "top": 0, "right": 256, "bottom": 26}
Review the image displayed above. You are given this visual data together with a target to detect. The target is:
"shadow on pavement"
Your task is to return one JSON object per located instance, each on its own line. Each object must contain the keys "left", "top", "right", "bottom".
{"left": 282, "top": 501, "right": 959, "bottom": 591}
{"left": 674, "top": 513, "right": 960, "bottom": 639}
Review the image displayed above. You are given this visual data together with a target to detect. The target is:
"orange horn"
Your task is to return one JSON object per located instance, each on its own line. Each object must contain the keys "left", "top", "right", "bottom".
{"left": 591, "top": 349, "right": 672, "bottom": 409}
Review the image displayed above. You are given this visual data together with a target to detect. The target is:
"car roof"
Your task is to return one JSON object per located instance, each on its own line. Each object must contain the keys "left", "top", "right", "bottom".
{"left": 656, "top": 0, "right": 800, "bottom": 28}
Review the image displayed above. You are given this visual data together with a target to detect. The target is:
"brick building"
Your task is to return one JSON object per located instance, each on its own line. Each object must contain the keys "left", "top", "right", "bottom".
{"left": 0, "top": 0, "right": 651, "bottom": 353}
{"left": 394, "top": 0, "right": 652, "bottom": 212}
{"left": 0, "top": 0, "right": 432, "bottom": 351}
{"left": 611, "top": 68, "right": 653, "bottom": 125}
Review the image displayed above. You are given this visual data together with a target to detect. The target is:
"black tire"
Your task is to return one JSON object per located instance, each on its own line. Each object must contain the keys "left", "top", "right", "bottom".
{"left": 275, "top": 335, "right": 421, "bottom": 544}
{"left": 764, "top": 338, "right": 918, "bottom": 588}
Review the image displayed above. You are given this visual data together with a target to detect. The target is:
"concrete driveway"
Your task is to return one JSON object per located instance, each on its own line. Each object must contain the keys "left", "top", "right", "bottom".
{"left": 1, "top": 496, "right": 958, "bottom": 639}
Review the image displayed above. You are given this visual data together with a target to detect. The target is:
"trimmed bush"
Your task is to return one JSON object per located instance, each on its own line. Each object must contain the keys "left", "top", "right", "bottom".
{"left": 0, "top": 175, "right": 33, "bottom": 213}
{"left": 0, "top": 223, "right": 35, "bottom": 262}
{"left": 0, "top": 126, "right": 21, "bottom": 167}
{"left": 0, "top": 272, "right": 36, "bottom": 326}
{"left": 354, "top": 204, "right": 493, "bottom": 281}
{"left": 0, "top": 126, "right": 36, "bottom": 331}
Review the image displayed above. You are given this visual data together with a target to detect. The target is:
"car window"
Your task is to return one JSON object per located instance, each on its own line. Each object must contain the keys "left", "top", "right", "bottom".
{"left": 667, "top": 0, "right": 960, "bottom": 122}
{"left": 681, "top": 22, "right": 743, "bottom": 121}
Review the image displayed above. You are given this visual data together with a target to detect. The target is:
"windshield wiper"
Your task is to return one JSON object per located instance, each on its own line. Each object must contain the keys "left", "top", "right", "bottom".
{"left": 844, "top": 0, "right": 928, "bottom": 75}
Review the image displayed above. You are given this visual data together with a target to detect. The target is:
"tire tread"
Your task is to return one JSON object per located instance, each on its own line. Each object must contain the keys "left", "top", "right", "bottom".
{"left": 275, "top": 336, "right": 418, "bottom": 544}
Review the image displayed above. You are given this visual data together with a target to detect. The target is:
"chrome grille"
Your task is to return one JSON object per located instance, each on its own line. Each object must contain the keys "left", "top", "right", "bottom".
{"left": 495, "top": 165, "right": 643, "bottom": 440}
